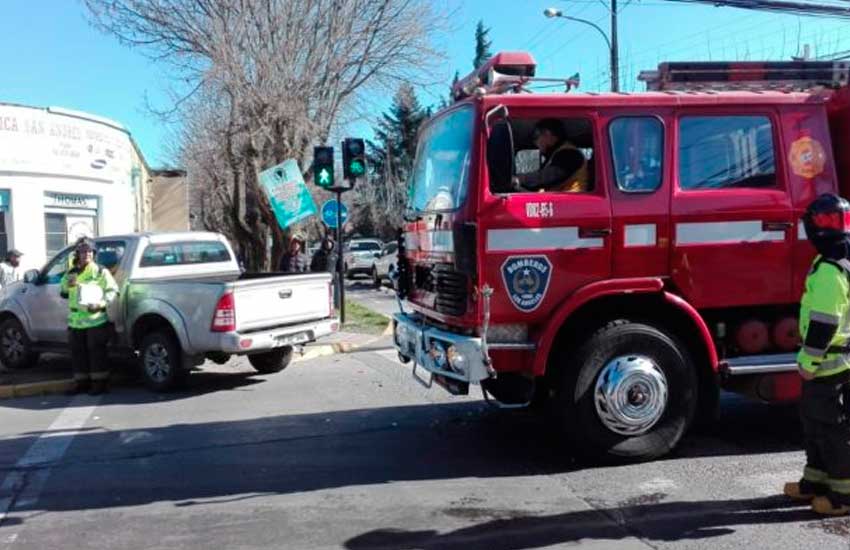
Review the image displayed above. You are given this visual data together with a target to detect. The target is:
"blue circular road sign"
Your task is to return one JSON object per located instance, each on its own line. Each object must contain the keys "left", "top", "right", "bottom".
{"left": 321, "top": 199, "right": 349, "bottom": 228}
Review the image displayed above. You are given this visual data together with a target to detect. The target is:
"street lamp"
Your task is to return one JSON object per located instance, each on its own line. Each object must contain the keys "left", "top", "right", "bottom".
{"left": 544, "top": 6, "right": 619, "bottom": 92}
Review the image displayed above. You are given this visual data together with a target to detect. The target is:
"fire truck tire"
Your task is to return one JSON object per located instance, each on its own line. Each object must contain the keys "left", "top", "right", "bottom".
{"left": 550, "top": 320, "right": 697, "bottom": 463}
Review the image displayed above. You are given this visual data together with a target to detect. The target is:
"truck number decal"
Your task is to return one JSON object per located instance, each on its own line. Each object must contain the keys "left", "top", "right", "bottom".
{"left": 526, "top": 202, "right": 554, "bottom": 219}
{"left": 501, "top": 255, "right": 553, "bottom": 312}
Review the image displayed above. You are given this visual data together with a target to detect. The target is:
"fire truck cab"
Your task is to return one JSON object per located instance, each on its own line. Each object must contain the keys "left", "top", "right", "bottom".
{"left": 392, "top": 52, "right": 850, "bottom": 462}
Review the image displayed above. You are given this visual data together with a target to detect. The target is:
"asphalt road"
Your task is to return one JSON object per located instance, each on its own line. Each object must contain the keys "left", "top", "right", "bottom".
{"left": 1, "top": 343, "right": 849, "bottom": 549}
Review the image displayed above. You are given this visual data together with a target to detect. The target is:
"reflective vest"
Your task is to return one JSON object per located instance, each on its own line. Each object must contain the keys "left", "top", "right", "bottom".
{"left": 798, "top": 256, "right": 850, "bottom": 378}
{"left": 547, "top": 142, "right": 589, "bottom": 193}
{"left": 59, "top": 262, "right": 119, "bottom": 330}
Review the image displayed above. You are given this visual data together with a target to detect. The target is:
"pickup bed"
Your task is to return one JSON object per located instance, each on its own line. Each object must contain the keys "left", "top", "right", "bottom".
{"left": 0, "top": 231, "right": 338, "bottom": 390}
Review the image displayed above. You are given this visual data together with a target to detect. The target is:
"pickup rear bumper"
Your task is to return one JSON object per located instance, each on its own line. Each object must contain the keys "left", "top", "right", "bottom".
{"left": 217, "top": 317, "right": 339, "bottom": 354}
{"left": 392, "top": 312, "right": 492, "bottom": 384}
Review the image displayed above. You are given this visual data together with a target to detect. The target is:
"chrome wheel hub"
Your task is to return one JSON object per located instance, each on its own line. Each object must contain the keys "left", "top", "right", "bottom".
{"left": 144, "top": 343, "right": 170, "bottom": 383}
{"left": 594, "top": 355, "right": 668, "bottom": 436}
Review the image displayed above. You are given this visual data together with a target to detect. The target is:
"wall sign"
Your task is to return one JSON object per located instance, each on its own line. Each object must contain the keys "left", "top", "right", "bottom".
{"left": 44, "top": 192, "right": 98, "bottom": 210}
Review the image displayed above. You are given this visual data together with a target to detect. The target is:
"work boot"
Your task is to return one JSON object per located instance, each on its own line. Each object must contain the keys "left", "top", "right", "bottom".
{"left": 812, "top": 496, "right": 850, "bottom": 516}
{"left": 784, "top": 482, "right": 815, "bottom": 502}
{"left": 88, "top": 380, "right": 108, "bottom": 396}
{"left": 65, "top": 379, "right": 90, "bottom": 396}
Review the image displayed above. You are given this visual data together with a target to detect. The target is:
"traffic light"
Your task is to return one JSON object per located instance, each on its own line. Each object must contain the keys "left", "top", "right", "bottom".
{"left": 342, "top": 138, "right": 366, "bottom": 180}
{"left": 313, "top": 146, "right": 334, "bottom": 189}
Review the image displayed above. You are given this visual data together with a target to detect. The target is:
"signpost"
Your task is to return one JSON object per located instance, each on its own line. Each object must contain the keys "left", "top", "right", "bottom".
{"left": 312, "top": 141, "right": 366, "bottom": 324}
{"left": 321, "top": 199, "right": 348, "bottom": 228}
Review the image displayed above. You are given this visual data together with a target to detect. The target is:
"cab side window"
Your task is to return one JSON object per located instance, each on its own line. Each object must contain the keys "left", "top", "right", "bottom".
{"left": 42, "top": 248, "right": 73, "bottom": 285}
{"left": 679, "top": 116, "right": 776, "bottom": 190}
{"left": 488, "top": 117, "right": 595, "bottom": 194}
{"left": 609, "top": 117, "right": 663, "bottom": 193}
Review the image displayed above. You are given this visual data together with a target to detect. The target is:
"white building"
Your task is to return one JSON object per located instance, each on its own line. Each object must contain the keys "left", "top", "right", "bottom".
{"left": 0, "top": 103, "right": 157, "bottom": 270}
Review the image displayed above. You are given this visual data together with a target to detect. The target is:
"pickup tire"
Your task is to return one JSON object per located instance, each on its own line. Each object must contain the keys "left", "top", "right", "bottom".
{"left": 549, "top": 321, "right": 697, "bottom": 463}
{"left": 139, "top": 331, "right": 187, "bottom": 392}
{"left": 0, "top": 317, "right": 39, "bottom": 369}
{"left": 248, "top": 346, "right": 293, "bottom": 374}
{"left": 372, "top": 266, "right": 382, "bottom": 289}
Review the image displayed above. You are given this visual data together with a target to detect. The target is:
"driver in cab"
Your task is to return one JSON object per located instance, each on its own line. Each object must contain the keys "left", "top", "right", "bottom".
{"left": 511, "top": 118, "right": 589, "bottom": 193}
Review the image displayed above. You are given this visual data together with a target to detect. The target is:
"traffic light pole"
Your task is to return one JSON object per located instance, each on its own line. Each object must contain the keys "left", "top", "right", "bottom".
{"left": 335, "top": 188, "right": 345, "bottom": 324}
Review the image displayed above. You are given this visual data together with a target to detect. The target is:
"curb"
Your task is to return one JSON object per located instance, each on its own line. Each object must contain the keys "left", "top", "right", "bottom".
{"left": 0, "top": 378, "right": 74, "bottom": 400}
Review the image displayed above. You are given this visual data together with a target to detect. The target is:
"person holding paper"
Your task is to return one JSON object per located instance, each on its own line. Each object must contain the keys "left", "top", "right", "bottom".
{"left": 60, "top": 238, "right": 119, "bottom": 395}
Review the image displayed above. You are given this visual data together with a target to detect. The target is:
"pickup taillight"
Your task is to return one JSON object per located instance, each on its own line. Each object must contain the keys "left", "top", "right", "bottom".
{"left": 211, "top": 292, "right": 236, "bottom": 332}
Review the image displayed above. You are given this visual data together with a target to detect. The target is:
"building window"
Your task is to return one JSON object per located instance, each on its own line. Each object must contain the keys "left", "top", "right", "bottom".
{"left": 609, "top": 117, "right": 664, "bottom": 193}
{"left": 45, "top": 213, "right": 67, "bottom": 258}
{"left": 678, "top": 115, "right": 776, "bottom": 190}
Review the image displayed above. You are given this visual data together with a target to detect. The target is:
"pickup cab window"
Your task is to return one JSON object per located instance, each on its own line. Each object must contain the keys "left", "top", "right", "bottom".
{"left": 140, "top": 241, "right": 232, "bottom": 267}
{"left": 679, "top": 115, "right": 776, "bottom": 190}
{"left": 42, "top": 247, "right": 73, "bottom": 285}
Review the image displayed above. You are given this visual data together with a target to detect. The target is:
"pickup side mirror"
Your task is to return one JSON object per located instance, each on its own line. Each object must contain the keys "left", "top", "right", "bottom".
{"left": 374, "top": 252, "right": 382, "bottom": 259}
{"left": 23, "top": 269, "right": 39, "bottom": 284}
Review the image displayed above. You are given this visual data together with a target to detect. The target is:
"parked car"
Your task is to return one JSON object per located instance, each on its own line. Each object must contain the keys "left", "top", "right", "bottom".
{"left": 0, "top": 232, "right": 338, "bottom": 391}
{"left": 370, "top": 242, "right": 398, "bottom": 288}
{"left": 343, "top": 238, "right": 382, "bottom": 279}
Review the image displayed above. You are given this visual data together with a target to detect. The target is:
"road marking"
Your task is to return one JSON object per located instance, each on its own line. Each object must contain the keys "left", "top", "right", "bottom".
{"left": 0, "top": 396, "right": 99, "bottom": 526}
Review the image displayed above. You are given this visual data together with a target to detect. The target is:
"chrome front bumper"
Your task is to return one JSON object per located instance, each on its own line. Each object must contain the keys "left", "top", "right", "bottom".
{"left": 392, "top": 312, "right": 492, "bottom": 384}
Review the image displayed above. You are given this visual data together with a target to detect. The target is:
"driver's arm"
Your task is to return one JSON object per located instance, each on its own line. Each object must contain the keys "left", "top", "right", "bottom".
{"left": 515, "top": 149, "right": 584, "bottom": 191}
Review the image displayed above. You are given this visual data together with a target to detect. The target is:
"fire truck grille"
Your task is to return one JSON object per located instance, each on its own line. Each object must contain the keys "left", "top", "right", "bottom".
{"left": 417, "top": 263, "right": 468, "bottom": 316}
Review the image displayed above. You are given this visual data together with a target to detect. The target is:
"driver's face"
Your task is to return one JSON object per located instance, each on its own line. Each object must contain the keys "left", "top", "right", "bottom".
{"left": 533, "top": 129, "right": 558, "bottom": 154}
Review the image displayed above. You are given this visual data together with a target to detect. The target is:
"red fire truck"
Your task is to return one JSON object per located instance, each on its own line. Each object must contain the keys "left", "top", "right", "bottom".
{"left": 391, "top": 52, "right": 850, "bottom": 462}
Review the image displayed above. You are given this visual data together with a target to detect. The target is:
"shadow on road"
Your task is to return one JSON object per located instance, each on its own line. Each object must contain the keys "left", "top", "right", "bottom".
{"left": 343, "top": 495, "right": 817, "bottom": 549}
{"left": 0, "top": 391, "right": 805, "bottom": 524}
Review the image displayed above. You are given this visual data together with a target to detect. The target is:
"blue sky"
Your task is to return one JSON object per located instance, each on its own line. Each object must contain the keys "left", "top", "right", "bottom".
{"left": 2, "top": 0, "right": 849, "bottom": 167}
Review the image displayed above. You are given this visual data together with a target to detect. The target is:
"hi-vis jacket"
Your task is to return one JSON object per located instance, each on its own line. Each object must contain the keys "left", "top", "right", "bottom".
{"left": 798, "top": 256, "right": 850, "bottom": 378}
{"left": 59, "top": 263, "right": 119, "bottom": 330}
{"left": 550, "top": 142, "right": 589, "bottom": 193}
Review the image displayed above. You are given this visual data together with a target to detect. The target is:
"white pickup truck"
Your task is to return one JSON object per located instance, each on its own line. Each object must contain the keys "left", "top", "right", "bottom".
{"left": 0, "top": 232, "right": 338, "bottom": 391}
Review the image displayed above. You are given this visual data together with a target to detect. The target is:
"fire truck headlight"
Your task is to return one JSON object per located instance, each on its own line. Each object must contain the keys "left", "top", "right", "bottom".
{"left": 446, "top": 345, "right": 468, "bottom": 376}
{"left": 429, "top": 341, "right": 448, "bottom": 370}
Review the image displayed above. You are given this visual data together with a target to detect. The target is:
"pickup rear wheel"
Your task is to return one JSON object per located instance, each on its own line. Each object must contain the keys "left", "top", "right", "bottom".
{"left": 139, "top": 331, "right": 187, "bottom": 392}
{"left": 248, "top": 346, "right": 293, "bottom": 374}
{"left": 372, "top": 266, "right": 381, "bottom": 289}
{"left": 549, "top": 321, "right": 697, "bottom": 463}
{"left": 0, "top": 318, "right": 38, "bottom": 369}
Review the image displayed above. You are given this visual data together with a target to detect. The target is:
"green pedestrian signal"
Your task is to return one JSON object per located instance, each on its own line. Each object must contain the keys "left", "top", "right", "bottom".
{"left": 342, "top": 138, "right": 366, "bottom": 181}
{"left": 313, "top": 146, "right": 334, "bottom": 189}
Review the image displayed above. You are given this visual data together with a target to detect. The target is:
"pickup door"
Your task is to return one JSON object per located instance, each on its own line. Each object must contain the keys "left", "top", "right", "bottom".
{"left": 232, "top": 273, "right": 332, "bottom": 332}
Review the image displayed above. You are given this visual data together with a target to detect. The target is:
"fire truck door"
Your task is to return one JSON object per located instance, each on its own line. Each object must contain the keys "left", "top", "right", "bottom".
{"left": 671, "top": 113, "right": 794, "bottom": 308}
{"left": 604, "top": 113, "right": 671, "bottom": 278}
{"left": 484, "top": 185, "right": 612, "bottom": 321}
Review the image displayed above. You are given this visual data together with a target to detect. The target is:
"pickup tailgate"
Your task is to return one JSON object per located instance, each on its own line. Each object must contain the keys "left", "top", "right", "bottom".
{"left": 232, "top": 273, "right": 332, "bottom": 332}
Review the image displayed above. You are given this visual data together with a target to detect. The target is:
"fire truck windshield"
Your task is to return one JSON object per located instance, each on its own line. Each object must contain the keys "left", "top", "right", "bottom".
{"left": 409, "top": 105, "right": 474, "bottom": 213}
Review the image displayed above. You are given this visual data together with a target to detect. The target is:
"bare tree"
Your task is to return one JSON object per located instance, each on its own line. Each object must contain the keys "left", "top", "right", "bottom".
{"left": 85, "top": 0, "right": 445, "bottom": 269}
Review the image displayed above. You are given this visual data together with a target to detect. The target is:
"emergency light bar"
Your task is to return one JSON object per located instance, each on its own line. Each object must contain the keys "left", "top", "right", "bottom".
{"left": 453, "top": 52, "right": 537, "bottom": 101}
{"left": 639, "top": 61, "right": 850, "bottom": 92}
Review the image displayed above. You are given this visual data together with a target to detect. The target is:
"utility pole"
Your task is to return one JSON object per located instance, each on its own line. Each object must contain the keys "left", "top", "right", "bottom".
{"left": 610, "top": 0, "right": 620, "bottom": 92}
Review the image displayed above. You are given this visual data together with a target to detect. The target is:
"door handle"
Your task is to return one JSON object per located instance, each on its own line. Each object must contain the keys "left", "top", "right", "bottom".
{"left": 278, "top": 289, "right": 293, "bottom": 299}
{"left": 762, "top": 221, "right": 792, "bottom": 231}
{"left": 579, "top": 227, "right": 612, "bottom": 239}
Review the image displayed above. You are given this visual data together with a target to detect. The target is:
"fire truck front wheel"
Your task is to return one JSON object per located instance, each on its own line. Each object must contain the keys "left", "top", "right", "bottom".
{"left": 550, "top": 320, "right": 697, "bottom": 463}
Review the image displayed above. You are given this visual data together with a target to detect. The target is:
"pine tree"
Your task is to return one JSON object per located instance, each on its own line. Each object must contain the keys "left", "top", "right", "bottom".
{"left": 473, "top": 20, "right": 493, "bottom": 69}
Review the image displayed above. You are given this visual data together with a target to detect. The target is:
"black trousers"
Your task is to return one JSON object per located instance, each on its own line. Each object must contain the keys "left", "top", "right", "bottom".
{"left": 69, "top": 324, "right": 111, "bottom": 382}
{"left": 800, "top": 373, "right": 850, "bottom": 504}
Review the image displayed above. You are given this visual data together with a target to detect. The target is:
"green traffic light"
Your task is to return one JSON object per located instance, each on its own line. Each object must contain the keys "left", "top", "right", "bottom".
{"left": 349, "top": 160, "right": 365, "bottom": 176}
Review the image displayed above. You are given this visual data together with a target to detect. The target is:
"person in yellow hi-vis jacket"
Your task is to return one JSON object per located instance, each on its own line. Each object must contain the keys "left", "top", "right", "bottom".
{"left": 60, "top": 238, "right": 119, "bottom": 396}
{"left": 784, "top": 194, "right": 850, "bottom": 515}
